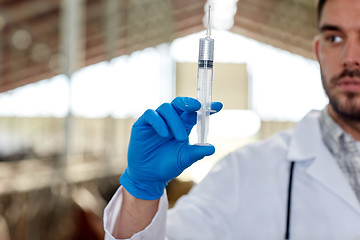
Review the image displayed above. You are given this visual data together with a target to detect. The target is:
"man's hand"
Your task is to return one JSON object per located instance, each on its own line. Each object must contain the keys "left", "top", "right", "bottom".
{"left": 120, "top": 97, "right": 223, "bottom": 200}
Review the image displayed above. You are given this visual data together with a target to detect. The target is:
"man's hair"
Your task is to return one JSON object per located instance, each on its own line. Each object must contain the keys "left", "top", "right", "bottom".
{"left": 317, "top": 0, "right": 327, "bottom": 24}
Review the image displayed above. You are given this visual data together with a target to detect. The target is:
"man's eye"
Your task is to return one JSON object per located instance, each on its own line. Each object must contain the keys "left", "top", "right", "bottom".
{"left": 326, "top": 35, "right": 342, "bottom": 43}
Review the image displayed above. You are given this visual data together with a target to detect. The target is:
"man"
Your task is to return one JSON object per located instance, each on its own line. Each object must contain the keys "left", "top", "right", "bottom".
{"left": 104, "top": 0, "right": 360, "bottom": 239}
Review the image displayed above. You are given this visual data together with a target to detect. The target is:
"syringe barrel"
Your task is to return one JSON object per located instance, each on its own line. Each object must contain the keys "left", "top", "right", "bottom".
{"left": 196, "top": 37, "right": 214, "bottom": 144}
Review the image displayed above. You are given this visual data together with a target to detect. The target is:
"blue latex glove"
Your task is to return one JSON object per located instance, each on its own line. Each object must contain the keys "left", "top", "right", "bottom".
{"left": 120, "top": 97, "right": 223, "bottom": 200}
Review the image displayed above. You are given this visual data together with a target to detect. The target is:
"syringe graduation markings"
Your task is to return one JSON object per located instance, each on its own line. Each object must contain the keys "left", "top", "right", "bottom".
{"left": 196, "top": 5, "right": 214, "bottom": 145}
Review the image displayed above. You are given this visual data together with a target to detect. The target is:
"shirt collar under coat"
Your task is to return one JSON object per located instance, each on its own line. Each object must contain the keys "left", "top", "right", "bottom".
{"left": 286, "top": 109, "right": 360, "bottom": 214}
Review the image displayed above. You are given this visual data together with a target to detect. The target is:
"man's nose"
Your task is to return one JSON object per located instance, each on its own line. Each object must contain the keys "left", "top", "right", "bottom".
{"left": 342, "top": 39, "right": 360, "bottom": 69}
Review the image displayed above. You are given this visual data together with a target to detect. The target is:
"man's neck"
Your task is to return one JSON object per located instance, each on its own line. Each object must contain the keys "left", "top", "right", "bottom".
{"left": 328, "top": 105, "right": 360, "bottom": 141}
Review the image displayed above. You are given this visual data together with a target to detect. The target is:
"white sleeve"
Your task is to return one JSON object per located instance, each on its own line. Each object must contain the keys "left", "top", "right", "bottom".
{"left": 103, "top": 186, "right": 168, "bottom": 240}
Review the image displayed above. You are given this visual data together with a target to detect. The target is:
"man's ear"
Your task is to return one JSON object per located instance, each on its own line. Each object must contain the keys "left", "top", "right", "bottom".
{"left": 313, "top": 35, "right": 320, "bottom": 61}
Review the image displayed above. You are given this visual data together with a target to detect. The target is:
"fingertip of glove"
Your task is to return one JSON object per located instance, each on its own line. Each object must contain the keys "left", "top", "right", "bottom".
{"left": 172, "top": 97, "right": 201, "bottom": 112}
{"left": 186, "top": 98, "right": 201, "bottom": 111}
{"left": 211, "top": 101, "right": 223, "bottom": 112}
{"left": 190, "top": 143, "right": 215, "bottom": 158}
{"left": 202, "top": 144, "right": 215, "bottom": 155}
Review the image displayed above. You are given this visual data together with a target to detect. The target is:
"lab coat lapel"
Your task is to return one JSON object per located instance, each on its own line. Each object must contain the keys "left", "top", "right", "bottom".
{"left": 306, "top": 146, "right": 360, "bottom": 214}
{"left": 287, "top": 110, "right": 360, "bottom": 215}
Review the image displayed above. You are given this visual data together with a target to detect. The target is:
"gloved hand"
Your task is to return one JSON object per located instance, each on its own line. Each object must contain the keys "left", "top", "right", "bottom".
{"left": 120, "top": 97, "right": 223, "bottom": 200}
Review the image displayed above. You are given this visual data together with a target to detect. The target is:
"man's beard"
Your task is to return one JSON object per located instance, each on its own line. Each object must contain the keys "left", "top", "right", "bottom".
{"left": 322, "top": 68, "right": 360, "bottom": 121}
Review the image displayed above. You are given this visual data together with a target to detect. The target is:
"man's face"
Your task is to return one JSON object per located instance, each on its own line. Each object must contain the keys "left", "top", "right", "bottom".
{"left": 315, "top": 0, "right": 360, "bottom": 120}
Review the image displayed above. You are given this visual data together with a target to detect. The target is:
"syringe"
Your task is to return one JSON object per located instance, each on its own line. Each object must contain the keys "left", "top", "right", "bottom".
{"left": 196, "top": 5, "right": 214, "bottom": 145}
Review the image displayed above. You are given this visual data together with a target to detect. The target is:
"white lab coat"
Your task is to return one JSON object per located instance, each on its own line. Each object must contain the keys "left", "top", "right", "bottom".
{"left": 104, "top": 110, "right": 360, "bottom": 240}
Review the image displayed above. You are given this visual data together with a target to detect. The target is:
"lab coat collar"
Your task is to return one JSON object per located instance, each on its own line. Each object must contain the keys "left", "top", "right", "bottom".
{"left": 287, "top": 110, "right": 323, "bottom": 162}
{"left": 287, "top": 110, "right": 360, "bottom": 214}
